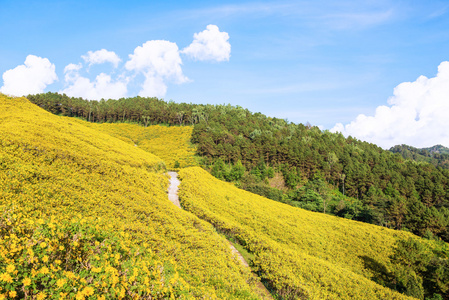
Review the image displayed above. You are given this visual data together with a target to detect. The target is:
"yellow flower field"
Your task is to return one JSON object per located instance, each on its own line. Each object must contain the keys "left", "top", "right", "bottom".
{"left": 0, "top": 95, "right": 262, "bottom": 299}
{"left": 72, "top": 121, "right": 197, "bottom": 170}
{"left": 178, "top": 167, "right": 423, "bottom": 300}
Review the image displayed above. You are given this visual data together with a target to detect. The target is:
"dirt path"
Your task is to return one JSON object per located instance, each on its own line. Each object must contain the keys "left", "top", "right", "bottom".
{"left": 228, "top": 242, "right": 249, "bottom": 267}
{"left": 166, "top": 172, "right": 273, "bottom": 300}
{"left": 167, "top": 172, "right": 181, "bottom": 208}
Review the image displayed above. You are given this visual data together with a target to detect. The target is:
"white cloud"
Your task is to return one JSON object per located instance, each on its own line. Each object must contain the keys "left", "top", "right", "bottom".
{"left": 125, "top": 40, "right": 188, "bottom": 98}
{"left": 182, "top": 25, "right": 231, "bottom": 62}
{"left": 1, "top": 27, "right": 231, "bottom": 99}
{"left": 0, "top": 55, "right": 57, "bottom": 96}
{"left": 331, "top": 61, "right": 449, "bottom": 149}
{"left": 81, "top": 49, "right": 121, "bottom": 68}
{"left": 64, "top": 63, "right": 82, "bottom": 73}
{"left": 61, "top": 64, "right": 127, "bottom": 100}
{"left": 140, "top": 76, "right": 167, "bottom": 99}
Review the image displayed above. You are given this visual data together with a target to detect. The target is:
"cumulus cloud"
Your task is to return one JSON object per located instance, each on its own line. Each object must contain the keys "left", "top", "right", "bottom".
{"left": 61, "top": 64, "right": 127, "bottom": 100}
{"left": 2, "top": 26, "right": 231, "bottom": 100}
{"left": 125, "top": 40, "right": 188, "bottom": 98}
{"left": 331, "top": 61, "right": 449, "bottom": 149}
{"left": 182, "top": 25, "right": 231, "bottom": 62}
{"left": 0, "top": 55, "right": 57, "bottom": 96}
{"left": 140, "top": 76, "right": 167, "bottom": 99}
{"left": 64, "top": 63, "right": 82, "bottom": 73}
{"left": 81, "top": 49, "right": 121, "bottom": 68}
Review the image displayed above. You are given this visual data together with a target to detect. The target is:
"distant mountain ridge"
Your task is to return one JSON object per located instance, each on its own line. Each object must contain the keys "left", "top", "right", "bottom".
{"left": 424, "top": 144, "right": 449, "bottom": 155}
{"left": 389, "top": 144, "right": 449, "bottom": 169}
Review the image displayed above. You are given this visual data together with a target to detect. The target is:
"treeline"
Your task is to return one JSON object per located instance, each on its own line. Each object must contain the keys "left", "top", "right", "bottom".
{"left": 27, "top": 92, "right": 449, "bottom": 242}
{"left": 27, "top": 92, "right": 214, "bottom": 126}
{"left": 390, "top": 144, "right": 449, "bottom": 169}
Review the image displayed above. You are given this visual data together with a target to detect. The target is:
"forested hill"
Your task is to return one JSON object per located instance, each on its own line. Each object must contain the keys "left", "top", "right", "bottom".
{"left": 426, "top": 144, "right": 449, "bottom": 155}
{"left": 390, "top": 144, "right": 449, "bottom": 169}
{"left": 27, "top": 92, "right": 449, "bottom": 242}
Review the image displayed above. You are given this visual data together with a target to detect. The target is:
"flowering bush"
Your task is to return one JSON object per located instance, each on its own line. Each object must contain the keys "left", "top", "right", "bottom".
{"left": 0, "top": 211, "right": 188, "bottom": 299}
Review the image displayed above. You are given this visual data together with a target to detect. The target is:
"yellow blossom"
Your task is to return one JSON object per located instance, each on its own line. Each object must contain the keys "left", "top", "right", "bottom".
{"left": 36, "top": 292, "right": 46, "bottom": 300}
{"left": 0, "top": 273, "right": 12, "bottom": 283}
{"left": 82, "top": 286, "right": 94, "bottom": 296}
{"left": 42, "top": 255, "right": 49, "bottom": 263}
{"left": 56, "top": 278, "right": 66, "bottom": 288}
{"left": 119, "top": 287, "right": 125, "bottom": 299}
{"left": 8, "top": 291, "right": 16, "bottom": 298}
{"left": 22, "top": 277, "right": 31, "bottom": 286}
{"left": 40, "top": 242, "right": 47, "bottom": 248}
{"left": 5, "top": 264, "right": 15, "bottom": 273}
{"left": 75, "top": 291, "right": 85, "bottom": 300}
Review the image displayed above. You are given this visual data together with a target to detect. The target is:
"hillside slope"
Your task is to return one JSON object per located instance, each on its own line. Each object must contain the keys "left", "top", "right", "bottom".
{"left": 71, "top": 121, "right": 197, "bottom": 170}
{"left": 26, "top": 92, "right": 449, "bottom": 242}
{"left": 178, "top": 167, "right": 425, "bottom": 300}
{"left": 0, "top": 95, "right": 263, "bottom": 299}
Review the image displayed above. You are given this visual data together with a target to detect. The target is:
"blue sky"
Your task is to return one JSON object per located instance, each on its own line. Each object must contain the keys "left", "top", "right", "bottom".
{"left": 1, "top": 0, "right": 449, "bottom": 148}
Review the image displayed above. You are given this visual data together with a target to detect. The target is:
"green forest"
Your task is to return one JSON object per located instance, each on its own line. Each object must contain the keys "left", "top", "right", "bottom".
{"left": 27, "top": 92, "right": 449, "bottom": 243}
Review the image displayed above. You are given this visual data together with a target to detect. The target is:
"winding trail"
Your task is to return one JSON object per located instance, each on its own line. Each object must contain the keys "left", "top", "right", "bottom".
{"left": 167, "top": 172, "right": 181, "bottom": 208}
{"left": 167, "top": 172, "right": 273, "bottom": 300}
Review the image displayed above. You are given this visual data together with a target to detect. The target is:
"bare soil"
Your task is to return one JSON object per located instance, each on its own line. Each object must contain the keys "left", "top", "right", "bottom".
{"left": 167, "top": 171, "right": 181, "bottom": 208}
